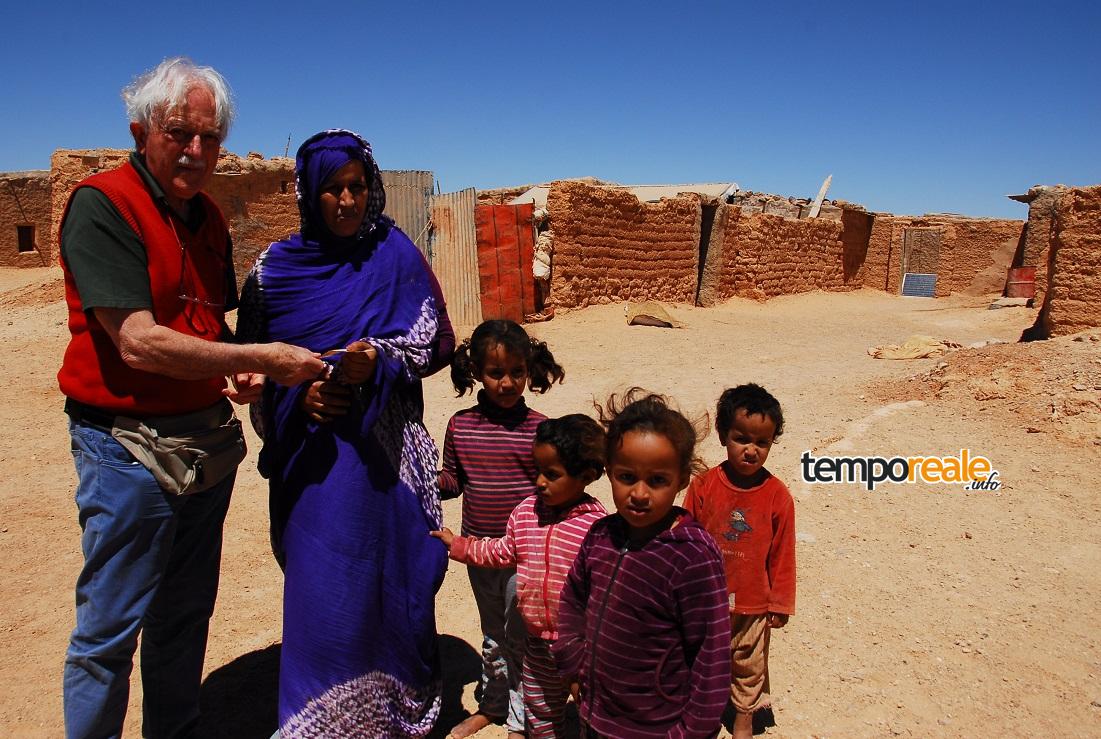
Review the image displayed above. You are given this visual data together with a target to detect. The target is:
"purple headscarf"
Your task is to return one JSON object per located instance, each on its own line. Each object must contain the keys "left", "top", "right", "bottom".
{"left": 295, "top": 129, "right": 387, "bottom": 243}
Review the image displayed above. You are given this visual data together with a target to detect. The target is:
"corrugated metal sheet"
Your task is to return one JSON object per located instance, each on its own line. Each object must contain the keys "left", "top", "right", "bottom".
{"left": 429, "top": 189, "right": 482, "bottom": 330}
{"left": 476, "top": 204, "right": 536, "bottom": 323}
{"left": 381, "top": 170, "right": 433, "bottom": 256}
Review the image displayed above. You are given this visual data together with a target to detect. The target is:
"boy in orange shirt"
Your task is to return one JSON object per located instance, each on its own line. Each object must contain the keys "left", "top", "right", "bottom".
{"left": 684, "top": 383, "right": 795, "bottom": 739}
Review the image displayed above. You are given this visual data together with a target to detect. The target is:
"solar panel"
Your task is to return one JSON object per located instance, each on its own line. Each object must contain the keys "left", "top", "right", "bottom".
{"left": 901, "top": 272, "right": 936, "bottom": 297}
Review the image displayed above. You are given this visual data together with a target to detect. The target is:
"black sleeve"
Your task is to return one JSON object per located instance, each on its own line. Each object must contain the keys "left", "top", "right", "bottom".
{"left": 60, "top": 188, "right": 152, "bottom": 311}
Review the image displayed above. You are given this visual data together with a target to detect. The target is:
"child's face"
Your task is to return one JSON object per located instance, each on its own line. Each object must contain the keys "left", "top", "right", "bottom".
{"left": 533, "top": 442, "right": 592, "bottom": 509}
{"left": 609, "top": 431, "right": 687, "bottom": 540}
{"left": 477, "top": 343, "right": 528, "bottom": 409}
{"left": 721, "top": 409, "right": 777, "bottom": 479}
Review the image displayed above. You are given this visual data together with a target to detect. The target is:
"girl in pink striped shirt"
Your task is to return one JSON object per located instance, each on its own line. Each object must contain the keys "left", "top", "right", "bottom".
{"left": 433, "top": 414, "right": 607, "bottom": 738}
{"left": 437, "top": 320, "right": 564, "bottom": 738}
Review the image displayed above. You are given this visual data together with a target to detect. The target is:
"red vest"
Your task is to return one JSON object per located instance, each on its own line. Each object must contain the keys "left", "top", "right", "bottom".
{"left": 58, "top": 162, "right": 231, "bottom": 415}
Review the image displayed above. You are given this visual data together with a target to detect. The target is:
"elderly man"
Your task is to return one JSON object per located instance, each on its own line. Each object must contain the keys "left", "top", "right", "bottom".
{"left": 58, "top": 57, "right": 324, "bottom": 738}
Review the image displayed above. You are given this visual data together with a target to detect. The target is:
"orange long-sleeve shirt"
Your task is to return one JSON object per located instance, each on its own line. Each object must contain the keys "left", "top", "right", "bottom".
{"left": 684, "top": 467, "right": 796, "bottom": 615}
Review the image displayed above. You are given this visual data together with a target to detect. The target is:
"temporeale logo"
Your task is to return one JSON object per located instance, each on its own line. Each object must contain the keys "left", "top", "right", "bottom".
{"left": 800, "top": 449, "right": 1001, "bottom": 491}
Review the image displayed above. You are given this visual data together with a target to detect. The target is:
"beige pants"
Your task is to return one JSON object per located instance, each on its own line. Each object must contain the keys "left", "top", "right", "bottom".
{"left": 730, "top": 613, "right": 771, "bottom": 713}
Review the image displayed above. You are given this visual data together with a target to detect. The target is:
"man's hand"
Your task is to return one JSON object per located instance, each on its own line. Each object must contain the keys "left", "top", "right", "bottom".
{"left": 264, "top": 343, "right": 325, "bottom": 386}
{"left": 766, "top": 612, "right": 789, "bottom": 629}
{"left": 339, "top": 340, "right": 378, "bottom": 385}
{"left": 300, "top": 380, "right": 353, "bottom": 423}
{"left": 224, "top": 372, "right": 265, "bottom": 404}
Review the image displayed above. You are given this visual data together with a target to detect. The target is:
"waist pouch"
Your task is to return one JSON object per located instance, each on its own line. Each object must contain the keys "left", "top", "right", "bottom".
{"left": 110, "top": 402, "right": 247, "bottom": 495}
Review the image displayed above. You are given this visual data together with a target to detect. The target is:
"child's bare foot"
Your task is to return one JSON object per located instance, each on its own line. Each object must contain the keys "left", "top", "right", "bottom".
{"left": 447, "top": 712, "right": 500, "bottom": 738}
{"left": 732, "top": 710, "right": 753, "bottom": 739}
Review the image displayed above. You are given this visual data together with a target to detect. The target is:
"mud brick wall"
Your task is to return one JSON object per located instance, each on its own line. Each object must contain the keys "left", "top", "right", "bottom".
{"left": 203, "top": 154, "right": 298, "bottom": 283}
{"left": 546, "top": 180, "right": 700, "bottom": 310}
{"left": 1017, "top": 186, "right": 1067, "bottom": 300}
{"left": 700, "top": 205, "right": 848, "bottom": 303}
{"left": 840, "top": 208, "right": 874, "bottom": 286}
{"left": 49, "top": 149, "right": 132, "bottom": 265}
{"left": 1035, "top": 185, "right": 1101, "bottom": 336}
{"left": 941, "top": 219, "right": 1024, "bottom": 295}
{"left": 864, "top": 214, "right": 896, "bottom": 291}
{"left": 878, "top": 216, "right": 1023, "bottom": 296}
{"left": 0, "top": 171, "right": 52, "bottom": 267}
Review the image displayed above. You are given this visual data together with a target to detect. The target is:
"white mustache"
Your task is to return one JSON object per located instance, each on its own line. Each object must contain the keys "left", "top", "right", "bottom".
{"left": 176, "top": 155, "right": 203, "bottom": 168}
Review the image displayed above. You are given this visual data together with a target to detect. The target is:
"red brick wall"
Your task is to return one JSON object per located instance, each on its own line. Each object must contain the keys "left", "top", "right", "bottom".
{"left": 546, "top": 180, "right": 700, "bottom": 310}
{"left": 1036, "top": 185, "right": 1101, "bottom": 336}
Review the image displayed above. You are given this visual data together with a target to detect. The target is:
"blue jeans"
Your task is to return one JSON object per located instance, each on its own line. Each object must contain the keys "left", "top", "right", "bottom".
{"left": 63, "top": 419, "right": 234, "bottom": 739}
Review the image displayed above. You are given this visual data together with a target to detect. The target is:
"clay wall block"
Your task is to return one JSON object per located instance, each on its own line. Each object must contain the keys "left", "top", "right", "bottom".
{"left": 940, "top": 219, "right": 1023, "bottom": 297}
{"left": 546, "top": 180, "right": 701, "bottom": 310}
{"left": 0, "top": 171, "right": 52, "bottom": 267}
{"left": 1037, "top": 185, "right": 1101, "bottom": 336}
{"left": 49, "top": 149, "right": 131, "bottom": 264}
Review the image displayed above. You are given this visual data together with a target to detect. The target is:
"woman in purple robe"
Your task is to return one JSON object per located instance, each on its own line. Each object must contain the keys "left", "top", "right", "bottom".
{"left": 237, "top": 129, "right": 454, "bottom": 737}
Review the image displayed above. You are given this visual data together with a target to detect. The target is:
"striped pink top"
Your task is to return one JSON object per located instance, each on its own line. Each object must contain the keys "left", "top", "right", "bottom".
{"left": 450, "top": 494, "right": 607, "bottom": 639}
{"left": 438, "top": 392, "right": 547, "bottom": 538}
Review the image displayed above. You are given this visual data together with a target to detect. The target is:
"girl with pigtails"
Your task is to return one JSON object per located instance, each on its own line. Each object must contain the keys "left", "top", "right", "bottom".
{"left": 437, "top": 319, "right": 564, "bottom": 739}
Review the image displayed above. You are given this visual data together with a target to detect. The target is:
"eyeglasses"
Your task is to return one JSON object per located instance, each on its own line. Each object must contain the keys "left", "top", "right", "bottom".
{"left": 171, "top": 216, "right": 226, "bottom": 308}
{"left": 160, "top": 125, "right": 222, "bottom": 150}
{"left": 178, "top": 244, "right": 226, "bottom": 308}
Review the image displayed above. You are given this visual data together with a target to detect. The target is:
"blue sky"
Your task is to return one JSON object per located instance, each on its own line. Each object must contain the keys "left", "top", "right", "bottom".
{"left": 3, "top": 1, "right": 1098, "bottom": 217}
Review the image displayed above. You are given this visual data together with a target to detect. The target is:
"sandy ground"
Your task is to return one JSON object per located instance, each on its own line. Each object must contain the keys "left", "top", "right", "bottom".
{"left": 1, "top": 266, "right": 1099, "bottom": 738}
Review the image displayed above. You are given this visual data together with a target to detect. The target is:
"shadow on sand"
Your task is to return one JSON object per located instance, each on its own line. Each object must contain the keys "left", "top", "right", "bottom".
{"left": 196, "top": 635, "right": 483, "bottom": 738}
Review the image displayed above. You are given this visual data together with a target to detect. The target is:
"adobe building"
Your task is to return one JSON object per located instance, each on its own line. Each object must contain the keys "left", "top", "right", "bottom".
{"left": 0, "top": 170, "right": 52, "bottom": 267}
{"left": 865, "top": 213, "right": 1024, "bottom": 297}
{"left": 1029, "top": 185, "right": 1101, "bottom": 337}
{"left": 534, "top": 179, "right": 1026, "bottom": 311}
{"left": 13, "top": 146, "right": 1095, "bottom": 337}
{"left": 1008, "top": 185, "right": 1070, "bottom": 301}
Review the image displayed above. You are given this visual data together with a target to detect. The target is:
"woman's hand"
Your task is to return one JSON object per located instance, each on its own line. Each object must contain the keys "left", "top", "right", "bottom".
{"left": 224, "top": 372, "right": 265, "bottom": 404}
{"left": 300, "top": 379, "right": 353, "bottom": 422}
{"left": 340, "top": 340, "right": 378, "bottom": 384}
{"left": 429, "top": 527, "right": 455, "bottom": 549}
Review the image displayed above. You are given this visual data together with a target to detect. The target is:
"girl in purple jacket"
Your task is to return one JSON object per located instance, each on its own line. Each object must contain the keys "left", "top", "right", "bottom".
{"left": 553, "top": 389, "right": 732, "bottom": 738}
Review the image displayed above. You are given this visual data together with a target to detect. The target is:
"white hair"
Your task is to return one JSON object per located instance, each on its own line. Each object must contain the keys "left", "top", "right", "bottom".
{"left": 122, "top": 57, "right": 235, "bottom": 140}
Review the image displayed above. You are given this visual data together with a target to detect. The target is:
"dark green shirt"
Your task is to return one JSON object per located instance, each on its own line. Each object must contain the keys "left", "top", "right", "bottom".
{"left": 60, "top": 152, "right": 238, "bottom": 312}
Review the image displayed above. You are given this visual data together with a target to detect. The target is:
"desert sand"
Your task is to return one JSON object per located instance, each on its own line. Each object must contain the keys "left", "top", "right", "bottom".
{"left": 1, "top": 266, "right": 1099, "bottom": 738}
